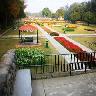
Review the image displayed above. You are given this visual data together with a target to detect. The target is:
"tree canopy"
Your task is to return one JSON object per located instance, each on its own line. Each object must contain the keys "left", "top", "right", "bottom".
{"left": 42, "top": 8, "right": 52, "bottom": 17}
{"left": 64, "top": 0, "right": 96, "bottom": 24}
{"left": 56, "top": 7, "right": 64, "bottom": 18}
{"left": 0, "top": 0, "right": 26, "bottom": 29}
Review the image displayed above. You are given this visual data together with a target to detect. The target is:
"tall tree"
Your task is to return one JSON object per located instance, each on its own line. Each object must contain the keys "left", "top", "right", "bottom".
{"left": 83, "top": 11, "right": 96, "bottom": 25}
{"left": 0, "top": 0, "right": 26, "bottom": 29}
{"left": 42, "top": 8, "right": 52, "bottom": 17}
{"left": 56, "top": 7, "right": 64, "bottom": 18}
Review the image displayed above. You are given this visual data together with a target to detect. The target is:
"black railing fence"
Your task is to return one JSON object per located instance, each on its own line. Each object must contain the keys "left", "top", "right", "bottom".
{"left": 16, "top": 52, "right": 96, "bottom": 76}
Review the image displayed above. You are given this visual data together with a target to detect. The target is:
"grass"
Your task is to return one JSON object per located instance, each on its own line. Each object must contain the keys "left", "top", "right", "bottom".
{"left": 0, "top": 36, "right": 58, "bottom": 61}
{"left": 0, "top": 38, "right": 19, "bottom": 60}
{"left": 71, "top": 37, "right": 96, "bottom": 51}
{"left": 51, "top": 24, "right": 96, "bottom": 34}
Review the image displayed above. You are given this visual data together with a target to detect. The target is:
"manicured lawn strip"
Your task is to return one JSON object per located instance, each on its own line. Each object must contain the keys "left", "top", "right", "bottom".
{"left": 51, "top": 26, "right": 64, "bottom": 33}
{"left": 71, "top": 37, "right": 96, "bottom": 51}
{"left": 42, "top": 26, "right": 52, "bottom": 34}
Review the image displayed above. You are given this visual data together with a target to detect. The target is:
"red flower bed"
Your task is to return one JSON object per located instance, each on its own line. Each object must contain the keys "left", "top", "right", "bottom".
{"left": 54, "top": 37, "right": 83, "bottom": 53}
{"left": 54, "top": 37, "right": 96, "bottom": 61}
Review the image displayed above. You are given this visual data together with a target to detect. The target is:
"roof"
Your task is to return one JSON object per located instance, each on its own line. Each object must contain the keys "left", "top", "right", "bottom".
{"left": 19, "top": 24, "right": 38, "bottom": 31}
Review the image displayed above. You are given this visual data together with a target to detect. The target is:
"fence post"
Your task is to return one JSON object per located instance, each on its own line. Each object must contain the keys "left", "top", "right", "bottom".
{"left": 85, "top": 62, "right": 87, "bottom": 73}
{"left": 69, "top": 63, "right": 72, "bottom": 76}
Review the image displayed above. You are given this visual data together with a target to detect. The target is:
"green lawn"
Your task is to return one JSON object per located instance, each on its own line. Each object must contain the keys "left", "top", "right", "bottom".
{"left": 51, "top": 24, "right": 96, "bottom": 34}
{"left": 71, "top": 37, "right": 96, "bottom": 51}
{"left": 0, "top": 38, "right": 19, "bottom": 60}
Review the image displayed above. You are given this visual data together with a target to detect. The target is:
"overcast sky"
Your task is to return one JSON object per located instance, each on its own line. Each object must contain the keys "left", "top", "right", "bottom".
{"left": 24, "top": 0, "right": 90, "bottom": 13}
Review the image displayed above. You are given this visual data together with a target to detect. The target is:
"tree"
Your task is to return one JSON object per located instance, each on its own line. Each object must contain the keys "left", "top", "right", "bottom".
{"left": 51, "top": 13, "right": 56, "bottom": 18}
{"left": 56, "top": 7, "right": 64, "bottom": 18}
{"left": 0, "top": 0, "right": 26, "bottom": 29}
{"left": 70, "top": 12, "right": 81, "bottom": 23}
{"left": 90, "top": 0, "right": 96, "bottom": 13}
{"left": 42, "top": 8, "right": 52, "bottom": 17}
{"left": 68, "top": 3, "right": 81, "bottom": 23}
{"left": 83, "top": 11, "right": 96, "bottom": 25}
{"left": 8, "top": 0, "right": 20, "bottom": 18}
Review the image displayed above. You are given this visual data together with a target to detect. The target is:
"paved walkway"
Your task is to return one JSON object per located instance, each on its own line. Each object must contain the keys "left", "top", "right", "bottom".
{"left": 65, "top": 34, "right": 96, "bottom": 37}
{"left": 2, "top": 35, "right": 38, "bottom": 38}
{"left": 32, "top": 72, "right": 96, "bottom": 96}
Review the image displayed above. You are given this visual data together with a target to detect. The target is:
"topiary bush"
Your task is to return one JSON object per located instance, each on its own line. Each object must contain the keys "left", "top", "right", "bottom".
{"left": 50, "top": 32, "right": 59, "bottom": 36}
{"left": 15, "top": 48, "right": 46, "bottom": 65}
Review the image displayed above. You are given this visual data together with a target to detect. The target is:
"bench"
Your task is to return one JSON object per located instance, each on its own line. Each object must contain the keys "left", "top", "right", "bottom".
{"left": 13, "top": 69, "right": 32, "bottom": 96}
{"left": 21, "top": 37, "right": 33, "bottom": 43}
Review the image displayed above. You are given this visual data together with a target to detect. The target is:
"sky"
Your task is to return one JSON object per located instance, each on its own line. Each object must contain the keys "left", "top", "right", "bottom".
{"left": 24, "top": 0, "right": 90, "bottom": 13}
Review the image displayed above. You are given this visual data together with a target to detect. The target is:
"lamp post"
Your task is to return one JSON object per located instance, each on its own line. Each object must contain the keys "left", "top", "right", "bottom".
{"left": 37, "top": 30, "right": 39, "bottom": 43}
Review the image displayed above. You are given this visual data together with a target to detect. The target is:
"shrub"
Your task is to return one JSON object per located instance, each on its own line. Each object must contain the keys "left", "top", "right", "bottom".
{"left": 84, "top": 29, "right": 95, "bottom": 31}
{"left": 15, "top": 48, "right": 46, "bottom": 65}
{"left": 37, "top": 23, "right": 44, "bottom": 26}
{"left": 63, "top": 28, "right": 75, "bottom": 32}
{"left": 50, "top": 32, "right": 59, "bottom": 36}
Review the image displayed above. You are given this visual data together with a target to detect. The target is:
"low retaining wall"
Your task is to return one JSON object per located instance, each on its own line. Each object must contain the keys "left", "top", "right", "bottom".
{"left": 32, "top": 69, "right": 96, "bottom": 80}
{"left": 0, "top": 49, "right": 16, "bottom": 96}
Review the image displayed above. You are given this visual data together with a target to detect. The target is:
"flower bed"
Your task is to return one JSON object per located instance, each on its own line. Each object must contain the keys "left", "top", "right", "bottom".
{"left": 54, "top": 37, "right": 83, "bottom": 53}
{"left": 54, "top": 37, "right": 95, "bottom": 61}
{"left": 67, "top": 24, "right": 77, "bottom": 28}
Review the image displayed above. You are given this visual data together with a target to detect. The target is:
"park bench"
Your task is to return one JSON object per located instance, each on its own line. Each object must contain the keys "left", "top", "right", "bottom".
{"left": 21, "top": 37, "right": 33, "bottom": 43}
{"left": 13, "top": 69, "right": 32, "bottom": 96}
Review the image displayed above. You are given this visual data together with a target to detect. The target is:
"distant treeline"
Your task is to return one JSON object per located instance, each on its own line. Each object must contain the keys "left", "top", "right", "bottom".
{"left": 41, "top": 0, "right": 96, "bottom": 24}
{"left": 64, "top": 0, "right": 96, "bottom": 24}
{"left": 0, "top": 0, "right": 26, "bottom": 29}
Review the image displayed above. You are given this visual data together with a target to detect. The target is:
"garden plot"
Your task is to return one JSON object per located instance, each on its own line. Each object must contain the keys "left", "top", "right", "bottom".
{"left": 51, "top": 24, "right": 96, "bottom": 34}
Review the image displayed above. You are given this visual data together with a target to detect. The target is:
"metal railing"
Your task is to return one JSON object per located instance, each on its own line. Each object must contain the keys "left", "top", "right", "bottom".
{"left": 16, "top": 52, "right": 96, "bottom": 76}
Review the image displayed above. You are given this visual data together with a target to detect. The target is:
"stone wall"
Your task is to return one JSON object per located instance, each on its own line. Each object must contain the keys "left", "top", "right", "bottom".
{"left": 0, "top": 49, "right": 16, "bottom": 96}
